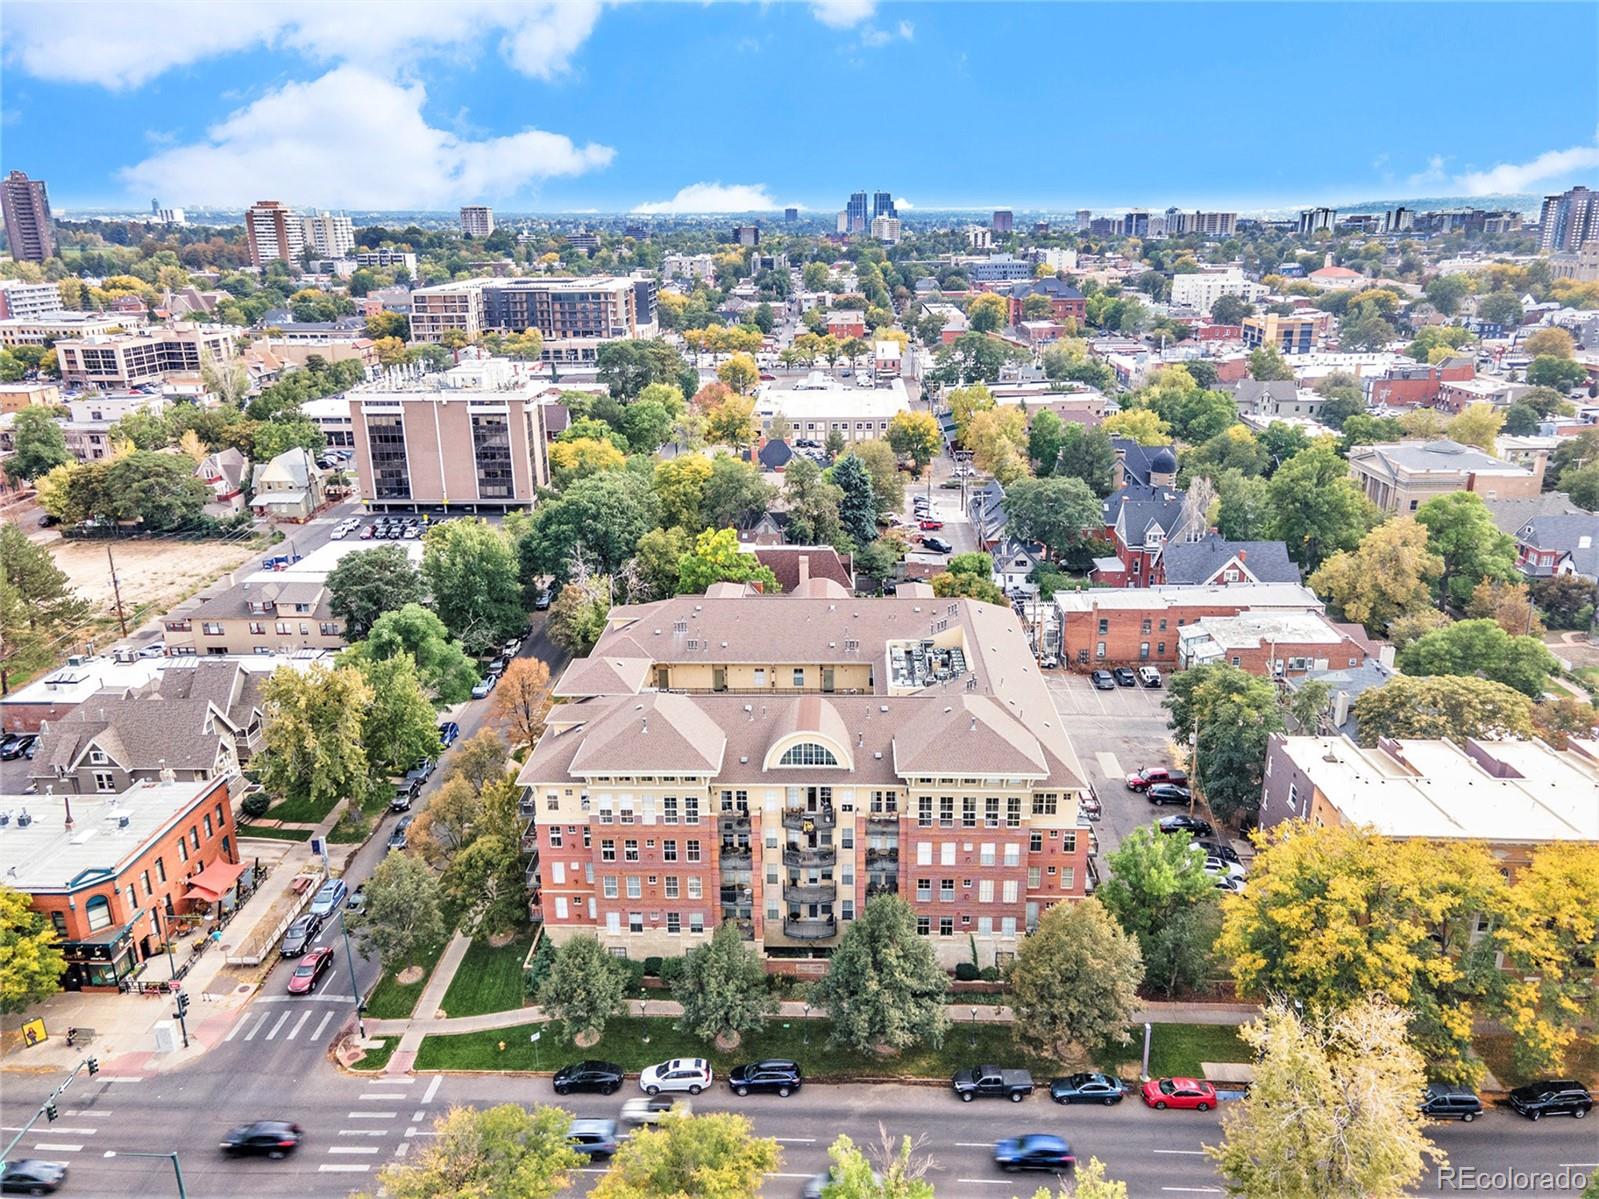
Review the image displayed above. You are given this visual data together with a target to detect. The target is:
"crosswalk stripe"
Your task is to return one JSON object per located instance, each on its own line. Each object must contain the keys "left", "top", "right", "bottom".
{"left": 422, "top": 1075, "right": 442, "bottom": 1103}
{"left": 223, "top": 1016, "right": 246, "bottom": 1042}
{"left": 360, "top": 1093, "right": 406, "bottom": 1100}
{"left": 337, "top": 1130, "right": 386, "bottom": 1137}
{"left": 287, "top": 1010, "right": 313, "bottom": 1040}
{"left": 243, "top": 1013, "right": 269, "bottom": 1041}
{"left": 265, "top": 1011, "right": 291, "bottom": 1040}
{"left": 328, "top": 1146, "right": 379, "bottom": 1155}
{"left": 32, "top": 1144, "right": 83, "bottom": 1152}
{"left": 64, "top": 1110, "right": 111, "bottom": 1118}
{"left": 348, "top": 1111, "right": 396, "bottom": 1119}
{"left": 42, "top": 1126, "right": 96, "bottom": 1134}
{"left": 318, "top": 1164, "right": 370, "bottom": 1172}
{"left": 311, "top": 1010, "right": 335, "bottom": 1040}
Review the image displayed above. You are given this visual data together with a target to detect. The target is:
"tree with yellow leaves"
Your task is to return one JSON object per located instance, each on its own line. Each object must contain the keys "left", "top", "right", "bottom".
{"left": 947, "top": 383, "right": 995, "bottom": 441}
{"left": 1101, "top": 407, "right": 1171, "bottom": 447}
{"left": 717, "top": 351, "right": 760, "bottom": 396}
{"left": 1309, "top": 518, "right": 1442, "bottom": 635}
{"left": 705, "top": 392, "right": 758, "bottom": 448}
{"left": 0, "top": 885, "right": 66, "bottom": 1014}
{"left": 548, "top": 437, "right": 626, "bottom": 487}
{"left": 1447, "top": 402, "right": 1504, "bottom": 453}
{"left": 963, "top": 405, "right": 1030, "bottom": 484}
{"left": 966, "top": 291, "right": 1008, "bottom": 333}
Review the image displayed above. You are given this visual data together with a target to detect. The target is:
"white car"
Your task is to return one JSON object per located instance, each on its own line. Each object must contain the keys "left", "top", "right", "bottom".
{"left": 639, "top": 1057, "right": 712, "bottom": 1096}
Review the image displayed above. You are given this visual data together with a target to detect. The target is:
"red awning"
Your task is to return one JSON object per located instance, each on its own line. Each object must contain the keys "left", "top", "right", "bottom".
{"left": 183, "top": 859, "right": 248, "bottom": 903}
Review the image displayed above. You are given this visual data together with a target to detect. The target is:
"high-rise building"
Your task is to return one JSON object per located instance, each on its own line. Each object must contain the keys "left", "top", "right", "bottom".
{"left": 784, "top": 207, "right": 799, "bottom": 223}
{"left": 460, "top": 205, "right": 495, "bottom": 238}
{"left": 301, "top": 211, "right": 355, "bottom": 258}
{"left": 245, "top": 200, "right": 305, "bottom": 266}
{"left": 410, "top": 276, "right": 643, "bottom": 364}
{"left": 870, "top": 216, "right": 901, "bottom": 244}
{"left": 1538, "top": 186, "right": 1597, "bottom": 252}
{"left": 1166, "top": 210, "right": 1238, "bottom": 236}
{"left": 872, "top": 192, "right": 897, "bottom": 221}
{"left": 155, "top": 207, "right": 187, "bottom": 226}
{"left": 1382, "top": 207, "right": 1414, "bottom": 235}
{"left": 992, "top": 210, "right": 1014, "bottom": 235}
{"left": 846, "top": 191, "right": 869, "bottom": 234}
{"left": 732, "top": 224, "right": 760, "bottom": 247}
{"left": 1298, "top": 207, "right": 1337, "bottom": 236}
{"left": 0, "top": 279, "right": 66, "bottom": 321}
{"left": 1074, "top": 209, "right": 1092, "bottom": 227}
{"left": 1120, "top": 210, "right": 1150, "bottom": 238}
{"left": 2, "top": 171, "right": 56, "bottom": 262}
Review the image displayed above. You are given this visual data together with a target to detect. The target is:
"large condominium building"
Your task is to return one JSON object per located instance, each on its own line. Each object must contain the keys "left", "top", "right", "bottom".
{"left": 2, "top": 170, "right": 55, "bottom": 262}
{"left": 1538, "top": 186, "right": 1597, "bottom": 252}
{"left": 460, "top": 206, "right": 495, "bottom": 237}
{"left": 1169, "top": 267, "right": 1267, "bottom": 312}
{"left": 1165, "top": 210, "right": 1238, "bottom": 237}
{"left": 163, "top": 578, "right": 344, "bottom": 657}
{"left": 409, "top": 279, "right": 486, "bottom": 343}
{"left": 54, "top": 325, "right": 236, "bottom": 389}
{"left": 245, "top": 201, "right": 305, "bottom": 266}
{"left": 518, "top": 580, "right": 1091, "bottom": 969}
{"left": 300, "top": 211, "right": 355, "bottom": 258}
{"left": 1298, "top": 207, "right": 1337, "bottom": 236}
{"left": 348, "top": 354, "right": 551, "bottom": 512}
{"left": 409, "top": 277, "right": 642, "bottom": 363}
{"left": 846, "top": 192, "right": 870, "bottom": 234}
{"left": 0, "top": 279, "right": 65, "bottom": 320}
{"left": 353, "top": 248, "right": 417, "bottom": 275}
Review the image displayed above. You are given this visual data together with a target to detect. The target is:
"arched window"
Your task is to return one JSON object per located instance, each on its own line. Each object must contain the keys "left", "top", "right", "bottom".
{"left": 85, "top": 894, "right": 112, "bottom": 932}
{"left": 778, "top": 742, "right": 839, "bottom": 767}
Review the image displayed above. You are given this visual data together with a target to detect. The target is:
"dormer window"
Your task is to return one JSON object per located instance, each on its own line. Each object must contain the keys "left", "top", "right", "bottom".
{"left": 778, "top": 742, "right": 839, "bottom": 767}
{"left": 89, "top": 748, "right": 107, "bottom": 764}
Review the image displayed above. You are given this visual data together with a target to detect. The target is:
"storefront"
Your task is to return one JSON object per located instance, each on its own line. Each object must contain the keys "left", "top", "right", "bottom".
{"left": 59, "top": 924, "right": 139, "bottom": 992}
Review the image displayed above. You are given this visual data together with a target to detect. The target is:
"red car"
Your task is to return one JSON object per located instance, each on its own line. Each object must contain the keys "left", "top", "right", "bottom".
{"left": 1141, "top": 1077, "right": 1217, "bottom": 1111}
{"left": 1125, "top": 766, "right": 1189, "bottom": 792}
{"left": 286, "top": 946, "right": 333, "bottom": 995}
{"left": 918, "top": 518, "right": 944, "bottom": 530}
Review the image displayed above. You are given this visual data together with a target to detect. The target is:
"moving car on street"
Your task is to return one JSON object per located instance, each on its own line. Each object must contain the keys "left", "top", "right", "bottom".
{"left": 952, "top": 1065, "right": 1035, "bottom": 1102}
{"left": 0, "top": 1159, "right": 68, "bottom": 1194}
{"left": 286, "top": 946, "right": 333, "bottom": 995}
{"left": 1141, "top": 1077, "right": 1217, "bottom": 1111}
{"left": 1049, "top": 1072, "right": 1124, "bottom": 1105}
{"left": 620, "top": 1096, "right": 689, "bottom": 1127}
{"left": 279, "top": 912, "right": 323, "bottom": 958}
{"left": 567, "top": 1119, "right": 619, "bottom": 1159}
{"left": 993, "top": 1134, "right": 1075, "bottom": 1173}
{"left": 308, "top": 878, "right": 347, "bottom": 916}
{"left": 219, "top": 1121, "right": 303, "bottom": 1158}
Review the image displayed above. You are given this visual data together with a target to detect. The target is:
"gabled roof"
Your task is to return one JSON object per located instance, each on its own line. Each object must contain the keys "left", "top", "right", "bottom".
{"left": 1108, "top": 486, "right": 1186, "bottom": 548}
{"left": 750, "top": 546, "right": 853, "bottom": 593}
{"left": 39, "top": 693, "right": 238, "bottom": 774}
{"left": 1161, "top": 534, "right": 1300, "bottom": 585}
{"left": 1232, "top": 379, "right": 1297, "bottom": 407}
{"left": 757, "top": 439, "right": 793, "bottom": 469}
{"left": 1516, "top": 513, "right": 1599, "bottom": 577}
{"left": 567, "top": 693, "right": 726, "bottom": 775}
{"left": 1005, "top": 277, "right": 1085, "bottom": 301}
{"left": 1111, "top": 439, "right": 1178, "bottom": 486}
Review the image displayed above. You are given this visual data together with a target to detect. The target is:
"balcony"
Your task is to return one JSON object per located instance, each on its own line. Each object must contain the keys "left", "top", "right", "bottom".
{"left": 718, "top": 812, "right": 751, "bottom": 833}
{"left": 718, "top": 846, "right": 752, "bottom": 869}
{"left": 782, "top": 807, "right": 836, "bottom": 832}
{"left": 866, "top": 879, "right": 899, "bottom": 899}
{"left": 782, "top": 880, "right": 837, "bottom": 905}
{"left": 782, "top": 845, "right": 837, "bottom": 869}
{"left": 783, "top": 914, "right": 838, "bottom": 940}
{"left": 866, "top": 810, "right": 901, "bottom": 825}
{"left": 865, "top": 847, "right": 898, "bottom": 865}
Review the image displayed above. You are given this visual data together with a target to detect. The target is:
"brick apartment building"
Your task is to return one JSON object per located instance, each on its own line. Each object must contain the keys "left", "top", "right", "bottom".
{"left": 1363, "top": 356, "right": 1475, "bottom": 407}
{"left": 1176, "top": 610, "right": 1372, "bottom": 676}
{"left": 518, "top": 580, "right": 1091, "bottom": 972}
{"left": 1003, "top": 278, "right": 1087, "bottom": 327}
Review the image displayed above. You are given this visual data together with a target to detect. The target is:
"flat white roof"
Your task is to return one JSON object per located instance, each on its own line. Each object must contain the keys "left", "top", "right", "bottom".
{"left": 1179, "top": 611, "right": 1344, "bottom": 649}
{"left": 1054, "top": 582, "right": 1323, "bottom": 614}
{"left": 240, "top": 538, "right": 423, "bottom": 585}
{"left": 756, "top": 377, "right": 909, "bottom": 422}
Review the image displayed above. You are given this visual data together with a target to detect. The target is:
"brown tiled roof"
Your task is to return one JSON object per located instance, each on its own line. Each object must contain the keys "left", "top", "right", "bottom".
{"left": 567, "top": 693, "right": 727, "bottom": 776}
{"left": 750, "top": 546, "right": 854, "bottom": 593}
{"left": 39, "top": 694, "right": 235, "bottom": 773}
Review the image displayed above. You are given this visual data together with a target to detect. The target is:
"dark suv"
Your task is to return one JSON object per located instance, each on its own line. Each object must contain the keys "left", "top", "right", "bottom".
{"left": 552, "top": 1060, "right": 624, "bottom": 1096}
{"left": 1507, "top": 1080, "right": 1592, "bottom": 1121}
{"left": 1420, "top": 1084, "right": 1483, "bottom": 1122}
{"left": 728, "top": 1059, "right": 802, "bottom": 1097}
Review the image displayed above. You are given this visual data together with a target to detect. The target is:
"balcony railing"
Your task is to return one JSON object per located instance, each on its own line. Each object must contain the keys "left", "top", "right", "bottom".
{"left": 782, "top": 880, "right": 837, "bottom": 905}
{"left": 865, "top": 847, "right": 898, "bottom": 864}
{"left": 866, "top": 880, "right": 899, "bottom": 898}
{"left": 718, "top": 812, "right": 751, "bottom": 832}
{"left": 782, "top": 845, "right": 837, "bottom": 868}
{"left": 781, "top": 807, "right": 836, "bottom": 832}
{"left": 866, "top": 810, "right": 901, "bottom": 824}
{"left": 718, "top": 848, "right": 752, "bottom": 869}
{"left": 783, "top": 914, "right": 838, "bottom": 940}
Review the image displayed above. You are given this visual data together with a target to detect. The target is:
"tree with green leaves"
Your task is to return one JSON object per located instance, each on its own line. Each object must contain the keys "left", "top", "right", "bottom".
{"left": 1531, "top": 573, "right": 1598, "bottom": 629}
{"left": 519, "top": 471, "right": 659, "bottom": 585}
{"left": 326, "top": 545, "right": 426, "bottom": 640}
{"left": 818, "top": 1133, "right": 936, "bottom": 1199}
{"left": 886, "top": 410, "right": 942, "bottom": 478}
{"left": 345, "top": 851, "right": 445, "bottom": 971}
{"left": 1214, "top": 469, "right": 1274, "bottom": 540}
{"left": 677, "top": 527, "right": 780, "bottom": 595}
{"left": 440, "top": 775, "right": 529, "bottom": 938}
{"left": 348, "top": 602, "right": 478, "bottom": 704}
{"left": 0, "top": 885, "right": 66, "bottom": 1014}
{"left": 1026, "top": 409, "right": 1065, "bottom": 475}
{"left": 1054, "top": 422, "right": 1118, "bottom": 495}
{"left": 832, "top": 453, "right": 877, "bottom": 547}
{"left": 782, "top": 456, "right": 844, "bottom": 546}
{"left": 422, "top": 518, "right": 526, "bottom": 657}
{"left": 1247, "top": 345, "right": 1295, "bottom": 382}
{"left": 1350, "top": 673, "right": 1534, "bottom": 744}
{"left": 1397, "top": 618, "right": 1558, "bottom": 697}
{"left": 351, "top": 652, "right": 440, "bottom": 777}
{"left": 591, "top": 1112, "right": 779, "bottom": 1199}
{"left": 7, "top": 405, "right": 70, "bottom": 481}
{"left": 1207, "top": 999, "right": 1443, "bottom": 1199}
{"left": 1008, "top": 897, "right": 1142, "bottom": 1059}
{"left": 101, "top": 451, "right": 211, "bottom": 530}
{"left": 1527, "top": 354, "right": 1587, "bottom": 392}
{"left": 1, "top": 520, "right": 89, "bottom": 636}
{"left": 1098, "top": 827, "right": 1221, "bottom": 997}
{"left": 1003, "top": 476, "right": 1102, "bottom": 558}
{"left": 596, "top": 338, "right": 697, "bottom": 402}
{"left": 256, "top": 662, "right": 373, "bottom": 815}
{"left": 1413, "top": 491, "right": 1521, "bottom": 610}
{"left": 809, "top": 895, "right": 949, "bottom": 1055}
{"left": 1267, "top": 440, "right": 1373, "bottom": 571}
{"left": 547, "top": 579, "right": 610, "bottom": 656}
{"left": 536, "top": 934, "right": 632, "bottom": 1042}
{"left": 1165, "top": 664, "right": 1285, "bottom": 825}
{"left": 669, "top": 922, "right": 776, "bottom": 1047}
{"left": 1309, "top": 518, "right": 1442, "bottom": 635}
{"left": 369, "top": 1103, "right": 581, "bottom": 1199}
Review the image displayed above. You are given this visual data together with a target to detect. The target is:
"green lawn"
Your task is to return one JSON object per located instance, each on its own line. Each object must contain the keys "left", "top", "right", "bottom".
{"left": 439, "top": 933, "right": 535, "bottom": 1018}
{"left": 365, "top": 933, "right": 451, "bottom": 1020}
{"left": 237, "top": 824, "right": 312, "bottom": 842}
{"left": 1475, "top": 1032, "right": 1599, "bottom": 1090}
{"left": 414, "top": 1016, "right": 1248, "bottom": 1082}
{"left": 352, "top": 1037, "right": 399, "bottom": 1072}
{"left": 262, "top": 791, "right": 340, "bottom": 825}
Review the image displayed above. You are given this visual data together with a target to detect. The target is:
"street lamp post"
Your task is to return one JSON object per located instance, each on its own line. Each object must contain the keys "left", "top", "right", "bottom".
{"left": 150, "top": 905, "right": 178, "bottom": 981}
{"left": 106, "top": 1151, "right": 188, "bottom": 1199}
{"left": 336, "top": 909, "right": 366, "bottom": 1039}
{"left": 970, "top": 1006, "right": 978, "bottom": 1049}
{"left": 640, "top": 989, "right": 650, "bottom": 1045}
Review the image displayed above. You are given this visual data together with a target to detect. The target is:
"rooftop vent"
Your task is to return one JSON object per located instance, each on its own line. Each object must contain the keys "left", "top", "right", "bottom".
{"left": 16, "top": 810, "right": 32, "bottom": 828}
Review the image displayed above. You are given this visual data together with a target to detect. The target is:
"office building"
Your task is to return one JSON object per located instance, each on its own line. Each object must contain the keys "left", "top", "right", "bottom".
{"left": 1383, "top": 207, "right": 1414, "bottom": 234}
{"left": 53, "top": 325, "right": 236, "bottom": 389}
{"left": 349, "top": 354, "right": 552, "bottom": 512}
{"left": 873, "top": 192, "right": 897, "bottom": 221}
{"left": 1, "top": 170, "right": 55, "bottom": 262}
{"left": 0, "top": 279, "right": 65, "bottom": 321}
{"left": 785, "top": 207, "right": 799, "bottom": 223}
{"left": 1538, "top": 186, "right": 1597, "bottom": 252}
{"left": 460, "top": 205, "right": 495, "bottom": 237}
{"left": 1119, "top": 210, "right": 1150, "bottom": 238}
{"left": 992, "top": 210, "right": 1014, "bottom": 235}
{"left": 1169, "top": 267, "right": 1268, "bottom": 312}
{"left": 245, "top": 200, "right": 305, "bottom": 266}
{"left": 846, "top": 191, "right": 869, "bottom": 234}
{"left": 518, "top": 582, "right": 1091, "bottom": 967}
{"left": 300, "top": 211, "right": 355, "bottom": 258}
{"left": 1074, "top": 209, "right": 1093, "bottom": 227}
{"left": 732, "top": 224, "right": 760, "bottom": 247}
{"left": 1298, "top": 207, "right": 1337, "bottom": 236}
{"left": 1241, "top": 312, "right": 1318, "bottom": 355}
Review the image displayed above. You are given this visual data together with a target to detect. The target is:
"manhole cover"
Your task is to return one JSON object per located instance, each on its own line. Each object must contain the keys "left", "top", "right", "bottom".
{"left": 235, "top": 984, "right": 252, "bottom": 995}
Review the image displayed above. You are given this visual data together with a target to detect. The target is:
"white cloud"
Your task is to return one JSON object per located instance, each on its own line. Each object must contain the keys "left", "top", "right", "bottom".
{"left": 894, "top": 197, "right": 914, "bottom": 210}
{"left": 117, "top": 66, "right": 613, "bottom": 208}
{"left": 810, "top": 0, "right": 876, "bottom": 29}
{"left": 632, "top": 182, "right": 780, "bottom": 214}
{"left": 1454, "top": 138, "right": 1599, "bottom": 196}
{"left": 3, "top": 0, "right": 603, "bottom": 89}
{"left": 1407, "top": 154, "right": 1448, "bottom": 189}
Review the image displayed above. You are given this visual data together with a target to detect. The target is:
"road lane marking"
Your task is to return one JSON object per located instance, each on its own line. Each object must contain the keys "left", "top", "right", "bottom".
{"left": 1162, "top": 1189, "right": 1223, "bottom": 1194}
{"left": 243, "top": 1013, "right": 269, "bottom": 1041}
{"left": 774, "top": 1137, "right": 816, "bottom": 1143}
{"left": 63, "top": 1111, "right": 109, "bottom": 1117}
{"left": 328, "top": 1146, "right": 379, "bottom": 1155}
{"left": 1153, "top": 1150, "right": 1210, "bottom": 1155}
{"left": 318, "top": 1164, "right": 370, "bottom": 1173}
{"left": 311, "top": 1010, "right": 335, "bottom": 1040}
{"left": 287, "top": 1010, "right": 312, "bottom": 1040}
{"left": 413, "top": 1108, "right": 427, "bottom": 1121}
{"left": 98, "top": 1077, "right": 142, "bottom": 1083}
{"left": 348, "top": 1111, "right": 397, "bottom": 1119}
{"left": 403, "top": 1128, "right": 438, "bottom": 1138}
{"left": 422, "top": 1075, "right": 442, "bottom": 1103}
{"left": 265, "top": 1011, "right": 291, "bottom": 1040}
{"left": 337, "top": 1130, "right": 385, "bottom": 1137}
{"left": 394, "top": 1142, "right": 409, "bottom": 1158}
{"left": 955, "top": 1180, "right": 1017, "bottom": 1187}
{"left": 360, "top": 1093, "right": 407, "bottom": 1100}
{"left": 32, "top": 1144, "right": 83, "bottom": 1152}
{"left": 41, "top": 1126, "right": 96, "bottom": 1134}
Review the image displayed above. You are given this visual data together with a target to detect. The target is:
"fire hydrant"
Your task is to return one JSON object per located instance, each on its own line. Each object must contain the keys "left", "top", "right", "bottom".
{"left": 498, "top": 1040, "right": 506, "bottom": 1053}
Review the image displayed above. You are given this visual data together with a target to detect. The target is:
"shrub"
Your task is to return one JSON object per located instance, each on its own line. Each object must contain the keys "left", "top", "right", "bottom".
{"left": 241, "top": 791, "right": 271, "bottom": 819}
{"left": 954, "top": 962, "right": 980, "bottom": 982}
{"left": 643, "top": 956, "right": 663, "bottom": 978}
{"left": 979, "top": 966, "right": 1001, "bottom": 982}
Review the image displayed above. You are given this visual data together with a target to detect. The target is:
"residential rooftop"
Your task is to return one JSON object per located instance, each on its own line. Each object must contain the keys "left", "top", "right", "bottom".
{"left": 1052, "top": 582, "right": 1323, "bottom": 614}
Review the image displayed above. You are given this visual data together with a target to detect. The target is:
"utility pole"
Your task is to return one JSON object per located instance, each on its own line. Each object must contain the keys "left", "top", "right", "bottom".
{"left": 1, "top": 1055, "right": 100, "bottom": 1169}
{"left": 106, "top": 544, "right": 128, "bottom": 637}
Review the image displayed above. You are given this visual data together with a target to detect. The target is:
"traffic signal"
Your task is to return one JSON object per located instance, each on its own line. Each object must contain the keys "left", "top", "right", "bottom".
{"left": 86, "top": 1057, "right": 99, "bottom": 1076}
{"left": 44, "top": 1101, "right": 58, "bottom": 1123}
{"left": 174, "top": 991, "right": 190, "bottom": 1017}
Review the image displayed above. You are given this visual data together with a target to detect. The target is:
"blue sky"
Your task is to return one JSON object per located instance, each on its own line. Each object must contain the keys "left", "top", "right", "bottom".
{"left": 4, "top": 1, "right": 1597, "bottom": 214}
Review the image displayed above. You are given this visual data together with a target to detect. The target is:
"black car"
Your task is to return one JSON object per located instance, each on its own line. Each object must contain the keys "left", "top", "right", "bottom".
{"left": 387, "top": 815, "right": 414, "bottom": 852}
{"left": 552, "top": 1059, "right": 624, "bottom": 1096}
{"left": 1157, "top": 814, "right": 1214, "bottom": 837}
{"left": 1112, "top": 667, "right": 1137, "bottom": 687}
{"left": 0, "top": 734, "right": 37, "bottom": 762}
{"left": 1421, "top": 1084, "right": 1483, "bottom": 1122}
{"left": 280, "top": 912, "right": 324, "bottom": 957}
{"left": 1, "top": 1159, "right": 68, "bottom": 1195}
{"left": 1145, "top": 783, "right": 1192, "bottom": 807}
{"left": 993, "top": 1134, "right": 1075, "bottom": 1173}
{"left": 1196, "top": 838, "right": 1241, "bottom": 864}
{"left": 923, "top": 536, "right": 952, "bottom": 554}
{"left": 220, "top": 1121, "right": 303, "bottom": 1158}
{"left": 1049, "top": 1072, "right": 1125, "bottom": 1106}
{"left": 728, "top": 1059, "right": 802, "bottom": 1097}
{"left": 1090, "top": 669, "right": 1116, "bottom": 690}
{"left": 390, "top": 778, "right": 420, "bottom": 812}
{"left": 1506, "top": 1079, "right": 1592, "bottom": 1121}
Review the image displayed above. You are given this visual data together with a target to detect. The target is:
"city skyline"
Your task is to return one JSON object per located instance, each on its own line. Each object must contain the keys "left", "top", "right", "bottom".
{"left": 2, "top": 1, "right": 1596, "bottom": 214}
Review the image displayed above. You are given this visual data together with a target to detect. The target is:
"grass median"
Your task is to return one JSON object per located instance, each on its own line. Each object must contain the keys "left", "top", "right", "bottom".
{"left": 365, "top": 931, "right": 452, "bottom": 1019}
{"left": 439, "top": 933, "right": 535, "bottom": 1018}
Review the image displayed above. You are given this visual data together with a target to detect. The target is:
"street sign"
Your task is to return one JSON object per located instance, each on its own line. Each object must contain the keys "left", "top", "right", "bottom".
{"left": 530, "top": 1032, "right": 541, "bottom": 1043}
{"left": 309, "top": 836, "right": 327, "bottom": 861}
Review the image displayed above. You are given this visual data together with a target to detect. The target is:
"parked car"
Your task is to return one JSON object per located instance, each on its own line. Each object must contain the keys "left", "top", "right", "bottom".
{"left": 358, "top": 524, "right": 376, "bottom": 540}
{"left": 1196, "top": 850, "right": 1246, "bottom": 882}
{"left": 1157, "top": 814, "right": 1214, "bottom": 837}
{"left": 993, "top": 1134, "right": 1075, "bottom": 1173}
{"left": 329, "top": 524, "right": 350, "bottom": 540}
{"left": 534, "top": 588, "right": 554, "bottom": 610}
{"left": 567, "top": 1119, "right": 619, "bottom": 1159}
{"left": 220, "top": 1121, "right": 303, "bottom": 1158}
{"left": 1214, "top": 875, "right": 1247, "bottom": 895}
{"left": 1145, "top": 783, "right": 1192, "bottom": 807}
{"left": 137, "top": 640, "right": 167, "bottom": 659}
{"left": 308, "top": 878, "right": 347, "bottom": 916}
{"left": 1196, "top": 838, "right": 1240, "bottom": 864}
{"left": 620, "top": 1096, "right": 689, "bottom": 1127}
{"left": 918, "top": 518, "right": 945, "bottom": 530}
{"left": 279, "top": 912, "right": 324, "bottom": 958}
{"left": 1137, "top": 665, "right": 1162, "bottom": 688}
{"left": 387, "top": 815, "right": 414, "bottom": 852}
{"left": 640, "top": 1057, "right": 713, "bottom": 1095}
{"left": 390, "top": 779, "right": 420, "bottom": 812}
{"left": 1141, "top": 1077, "right": 1217, "bottom": 1111}
{"left": 470, "top": 676, "right": 495, "bottom": 700}
{"left": 1506, "top": 1079, "right": 1592, "bottom": 1121}
{"left": 0, "top": 734, "right": 23, "bottom": 759}
{"left": 404, "top": 759, "right": 435, "bottom": 787}
{"left": 1421, "top": 1084, "right": 1483, "bottom": 1122}
{"left": 923, "top": 537, "right": 952, "bottom": 554}
{"left": 286, "top": 946, "right": 334, "bottom": 995}
{"left": 502, "top": 636, "right": 523, "bottom": 657}
{"left": 1, "top": 1159, "right": 68, "bottom": 1194}
{"left": 346, "top": 884, "right": 366, "bottom": 913}
{"left": 0, "top": 734, "right": 37, "bottom": 762}
{"left": 1036, "top": 654, "right": 1058, "bottom": 669}
{"left": 488, "top": 656, "right": 509, "bottom": 676}
{"left": 552, "top": 1060, "right": 624, "bottom": 1096}
{"left": 951, "top": 1065, "right": 1034, "bottom": 1103}
{"left": 437, "top": 721, "right": 460, "bottom": 746}
{"left": 728, "top": 1059, "right": 802, "bottom": 1097}
{"left": 1112, "top": 667, "right": 1137, "bottom": 687}
{"left": 1126, "top": 766, "right": 1189, "bottom": 791}
{"left": 1090, "top": 669, "right": 1116, "bottom": 690}
{"left": 1048, "top": 1072, "right": 1124, "bottom": 1106}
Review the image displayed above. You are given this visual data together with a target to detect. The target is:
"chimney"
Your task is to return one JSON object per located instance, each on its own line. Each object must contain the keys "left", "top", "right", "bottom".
{"left": 798, "top": 555, "right": 810, "bottom": 588}
{"left": 1238, "top": 549, "right": 1247, "bottom": 561}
